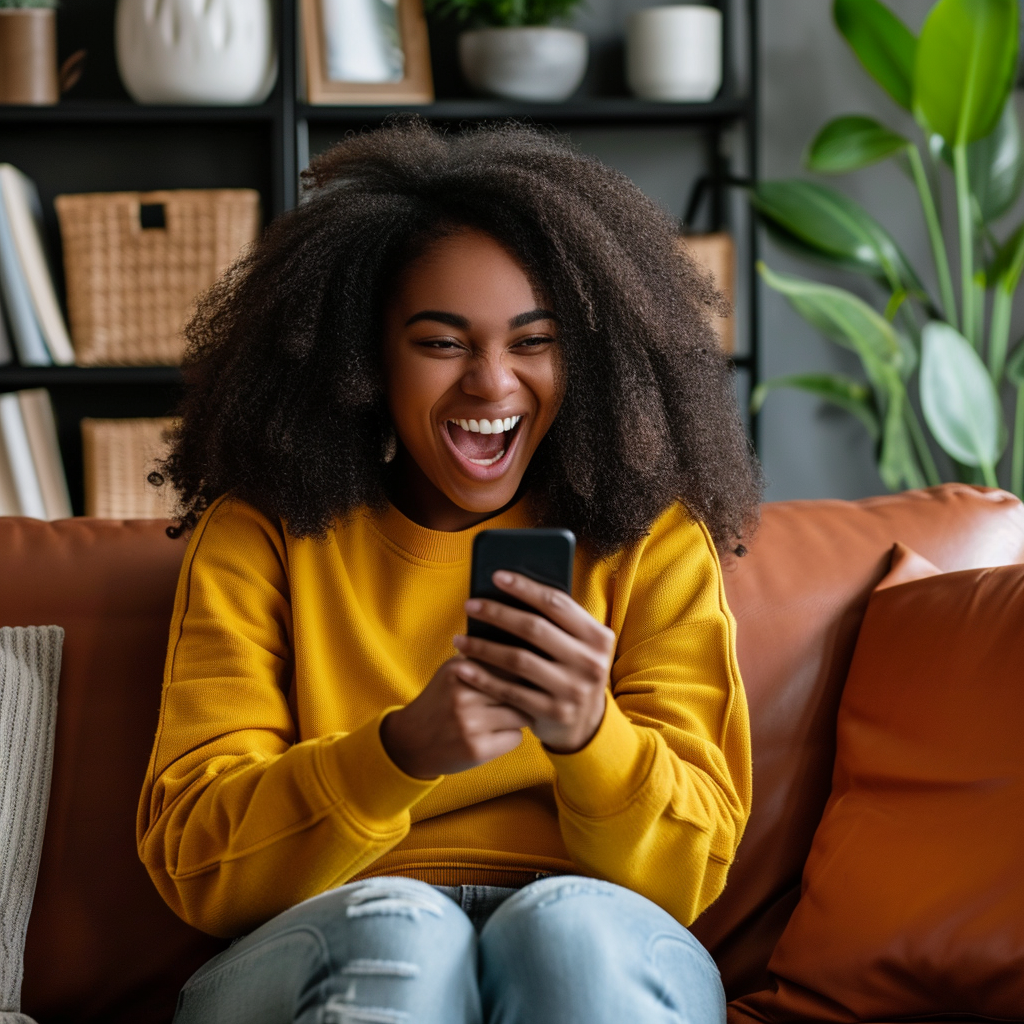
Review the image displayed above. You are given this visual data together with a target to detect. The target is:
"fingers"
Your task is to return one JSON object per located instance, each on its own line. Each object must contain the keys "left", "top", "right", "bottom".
{"left": 455, "top": 658, "right": 557, "bottom": 720}
{"left": 465, "top": 595, "right": 585, "bottom": 663}
{"left": 488, "top": 571, "right": 616, "bottom": 652}
{"left": 453, "top": 632, "right": 565, "bottom": 694}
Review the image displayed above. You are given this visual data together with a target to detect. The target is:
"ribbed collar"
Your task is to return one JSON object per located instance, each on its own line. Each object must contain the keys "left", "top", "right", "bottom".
{"left": 370, "top": 497, "right": 535, "bottom": 564}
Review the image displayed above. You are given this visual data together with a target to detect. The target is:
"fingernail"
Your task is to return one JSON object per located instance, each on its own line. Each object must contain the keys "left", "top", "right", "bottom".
{"left": 465, "top": 598, "right": 482, "bottom": 613}
{"left": 494, "top": 571, "right": 514, "bottom": 585}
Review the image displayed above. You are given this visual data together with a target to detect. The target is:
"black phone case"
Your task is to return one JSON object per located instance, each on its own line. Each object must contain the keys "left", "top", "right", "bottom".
{"left": 468, "top": 528, "right": 576, "bottom": 658}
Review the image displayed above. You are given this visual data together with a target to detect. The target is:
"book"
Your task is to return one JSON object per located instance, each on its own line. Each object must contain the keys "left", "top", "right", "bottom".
{"left": 18, "top": 389, "right": 72, "bottom": 520}
{"left": 81, "top": 417, "right": 178, "bottom": 519}
{"left": 0, "top": 391, "right": 47, "bottom": 518}
{"left": 0, "top": 177, "right": 50, "bottom": 366}
{"left": 0, "top": 165, "right": 76, "bottom": 366}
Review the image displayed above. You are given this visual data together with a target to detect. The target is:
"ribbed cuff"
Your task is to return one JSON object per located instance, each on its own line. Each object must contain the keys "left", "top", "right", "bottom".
{"left": 544, "top": 696, "right": 653, "bottom": 818}
{"left": 317, "top": 708, "right": 441, "bottom": 832}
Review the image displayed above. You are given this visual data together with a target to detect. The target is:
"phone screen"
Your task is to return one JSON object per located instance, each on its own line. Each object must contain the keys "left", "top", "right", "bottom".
{"left": 468, "top": 528, "right": 576, "bottom": 657}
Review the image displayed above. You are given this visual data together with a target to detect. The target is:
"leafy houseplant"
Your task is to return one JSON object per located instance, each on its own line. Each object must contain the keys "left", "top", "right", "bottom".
{"left": 0, "top": 0, "right": 59, "bottom": 104}
{"left": 751, "top": 0, "right": 1024, "bottom": 494}
{"left": 425, "top": 0, "right": 588, "bottom": 102}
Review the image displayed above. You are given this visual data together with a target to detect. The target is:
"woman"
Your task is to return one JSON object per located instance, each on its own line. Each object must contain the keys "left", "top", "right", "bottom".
{"left": 138, "top": 119, "right": 762, "bottom": 1024}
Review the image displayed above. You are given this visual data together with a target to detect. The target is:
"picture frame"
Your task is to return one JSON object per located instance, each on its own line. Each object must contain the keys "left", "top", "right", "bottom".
{"left": 300, "top": 0, "right": 434, "bottom": 105}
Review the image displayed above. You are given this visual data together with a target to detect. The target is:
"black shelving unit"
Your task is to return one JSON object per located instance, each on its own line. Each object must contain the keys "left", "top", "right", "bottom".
{"left": 0, "top": 0, "right": 759, "bottom": 514}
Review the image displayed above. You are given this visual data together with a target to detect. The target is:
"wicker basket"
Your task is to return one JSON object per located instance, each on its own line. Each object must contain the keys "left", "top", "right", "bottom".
{"left": 81, "top": 417, "right": 178, "bottom": 519}
{"left": 55, "top": 189, "right": 260, "bottom": 366}
{"left": 678, "top": 232, "right": 736, "bottom": 354}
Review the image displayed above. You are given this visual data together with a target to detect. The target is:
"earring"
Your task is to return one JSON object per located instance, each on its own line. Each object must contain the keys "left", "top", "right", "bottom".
{"left": 383, "top": 427, "right": 397, "bottom": 464}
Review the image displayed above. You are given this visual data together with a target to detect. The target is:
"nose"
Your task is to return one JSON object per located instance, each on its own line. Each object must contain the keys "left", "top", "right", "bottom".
{"left": 461, "top": 350, "right": 520, "bottom": 402}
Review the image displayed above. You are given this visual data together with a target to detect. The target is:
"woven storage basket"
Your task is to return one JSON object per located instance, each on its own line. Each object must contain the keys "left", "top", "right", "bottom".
{"left": 55, "top": 189, "right": 260, "bottom": 366}
{"left": 81, "top": 417, "right": 178, "bottom": 519}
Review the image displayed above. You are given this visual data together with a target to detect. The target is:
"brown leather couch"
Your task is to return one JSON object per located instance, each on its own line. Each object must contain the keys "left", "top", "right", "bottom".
{"left": 5, "top": 483, "right": 1023, "bottom": 1023}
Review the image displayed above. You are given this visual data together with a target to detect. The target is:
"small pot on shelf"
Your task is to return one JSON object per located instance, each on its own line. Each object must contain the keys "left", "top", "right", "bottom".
{"left": 626, "top": 4, "right": 722, "bottom": 102}
{"left": 0, "top": 4, "right": 59, "bottom": 105}
{"left": 458, "top": 26, "right": 588, "bottom": 102}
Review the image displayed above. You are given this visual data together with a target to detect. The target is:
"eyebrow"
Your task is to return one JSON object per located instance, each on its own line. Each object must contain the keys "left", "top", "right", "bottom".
{"left": 404, "top": 308, "right": 557, "bottom": 329}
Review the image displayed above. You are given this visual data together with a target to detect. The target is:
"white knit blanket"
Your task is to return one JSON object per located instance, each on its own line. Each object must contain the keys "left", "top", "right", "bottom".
{"left": 0, "top": 626, "right": 63, "bottom": 1024}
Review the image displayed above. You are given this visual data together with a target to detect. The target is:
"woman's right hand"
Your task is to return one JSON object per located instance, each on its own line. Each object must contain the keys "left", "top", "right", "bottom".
{"left": 380, "top": 657, "right": 532, "bottom": 779}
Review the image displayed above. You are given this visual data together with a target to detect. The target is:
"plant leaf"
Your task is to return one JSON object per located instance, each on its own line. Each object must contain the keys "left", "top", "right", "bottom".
{"left": 915, "top": 0, "right": 1019, "bottom": 147}
{"left": 878, "top": 383, "right": 926, "bottom": 489}
{"left": 920, "top": 320, "right": 1002, "bottom": 467}
{"left": 757, "top": 262, "right": 908, "bottom": 389}
{"left": 751, "top": 372, "right": 881, "bottom": 439}
{"left": 805, "top": 115, "right": 909, "bottom": 174}
{"left": 988, "top": 222, "right": 1024, "bottom": 292}
{"left": 967, "top": 100, "right": 1024, "bottom": 224}
{"left": 834, "top": 0, "right": 918, "bottom": 111}
{"left": 750, "top": 180, "right": 927, "bottom": 297}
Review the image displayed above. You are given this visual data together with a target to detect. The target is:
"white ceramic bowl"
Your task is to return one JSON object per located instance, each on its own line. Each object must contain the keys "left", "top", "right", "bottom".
{"left": 626, "top": 5, "right": 722, "bottom": 102}
{"left": 459, "top": 27, "right": 589, "bottom": 103}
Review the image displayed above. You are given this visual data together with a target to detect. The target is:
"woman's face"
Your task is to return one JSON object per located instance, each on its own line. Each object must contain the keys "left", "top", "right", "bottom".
{"left": 382, "top": 227, "right": 562, "bottom": 531}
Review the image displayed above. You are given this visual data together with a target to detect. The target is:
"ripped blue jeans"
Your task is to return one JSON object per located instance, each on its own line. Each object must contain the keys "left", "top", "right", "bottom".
{"left": 172, "top": 875, "right": 726, "bottom": 1024}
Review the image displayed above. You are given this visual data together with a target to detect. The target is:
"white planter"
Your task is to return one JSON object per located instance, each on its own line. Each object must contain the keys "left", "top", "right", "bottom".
{"left": 116, "top": 0, "right": 278, "bottom": 105}
{"left": 459, "top": 27, "right": 588, "bottom": 103}
{"left": 626, "top": 5, "right": 722, "bottom": 102}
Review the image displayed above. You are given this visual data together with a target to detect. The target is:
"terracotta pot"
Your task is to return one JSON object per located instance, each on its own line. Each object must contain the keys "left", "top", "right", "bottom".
{"left": 0, "top": 8, "right": 59, "bottom": 105}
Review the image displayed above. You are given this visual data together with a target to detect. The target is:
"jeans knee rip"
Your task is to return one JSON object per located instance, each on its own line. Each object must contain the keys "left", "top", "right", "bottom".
{"left": 345, "top": 887, "right": 445, "bottom": 921}
{"left": 319, "top": 996, "right": 409, "bottom": 1024}
{"left": 342, "top": 958, "right": 420, "bottom": 978}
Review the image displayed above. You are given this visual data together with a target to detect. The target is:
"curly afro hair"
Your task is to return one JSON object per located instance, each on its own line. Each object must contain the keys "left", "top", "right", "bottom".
{"left": 160, "top": 118, "right": 762, "bottom": 556}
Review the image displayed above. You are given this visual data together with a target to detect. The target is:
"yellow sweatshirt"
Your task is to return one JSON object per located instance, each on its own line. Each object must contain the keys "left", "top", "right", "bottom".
{"left": 138, "top": 494, "right": 751, "bottom": 938}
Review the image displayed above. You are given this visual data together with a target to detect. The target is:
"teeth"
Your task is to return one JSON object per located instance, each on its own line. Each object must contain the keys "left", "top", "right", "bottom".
{"left": 447, "top": 415, "right": 522, "bottom": 434}
{"left": 468, "top": 450, "right": 506, "bottom": 466}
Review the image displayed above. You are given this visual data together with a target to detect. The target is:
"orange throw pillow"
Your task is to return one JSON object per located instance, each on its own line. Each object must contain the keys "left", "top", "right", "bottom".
{"left": 729, "top": 553, "right": 1024, "bottom": 1022}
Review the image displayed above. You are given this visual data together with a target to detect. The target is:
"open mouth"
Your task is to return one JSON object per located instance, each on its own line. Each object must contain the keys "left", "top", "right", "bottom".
{"left": 444, "top": 415, "right": 523, "bottom": 470}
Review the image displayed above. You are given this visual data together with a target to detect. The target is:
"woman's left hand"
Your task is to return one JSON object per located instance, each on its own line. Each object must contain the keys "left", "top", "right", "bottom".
{"left": 452, "top": 571, "right": 615, "bottom": 754}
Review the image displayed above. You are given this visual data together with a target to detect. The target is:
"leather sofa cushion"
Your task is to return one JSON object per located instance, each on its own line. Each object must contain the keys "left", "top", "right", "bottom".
{"left": 697, "top": 485, "right": 1024, "bottom": 998}
{"left": 729, "top": 559, "right": 1024, "bottom": 1021}
{"left": 2, "top": 518, "right": 226, "bottom": 1024}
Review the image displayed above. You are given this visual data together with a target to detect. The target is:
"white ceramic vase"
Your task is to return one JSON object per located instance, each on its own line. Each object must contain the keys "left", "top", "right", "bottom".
{"left": 116, "top": 0, "right": 278, "bottom": 105}
{"left": 459, "top": 27, "right": 588, "bottom": 103}
{"left": 626, "top": 5, "right": 722, "bottom": 102}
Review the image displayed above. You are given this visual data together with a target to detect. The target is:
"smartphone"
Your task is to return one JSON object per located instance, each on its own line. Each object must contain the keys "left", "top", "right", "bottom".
{"left": 468, "top": 528, "right": 576, "bottom": 659}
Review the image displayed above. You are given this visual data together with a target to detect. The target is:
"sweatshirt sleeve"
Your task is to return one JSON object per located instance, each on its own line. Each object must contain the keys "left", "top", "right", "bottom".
{"left": 545, "top": 508, "right": 752, "bottom": 926}
{"left": 137, "top": 498, "right": 440, "bottom": 938}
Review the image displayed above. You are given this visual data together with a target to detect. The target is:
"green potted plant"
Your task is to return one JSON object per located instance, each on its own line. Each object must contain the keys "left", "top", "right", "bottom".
{"left": 750, "top": 0, "right": 1024, "bottom": 495}
{"left": 0, "top": 0, "right": 59, "bottom": 105}
{"left": 425, "top": 0, "right": 588, "bottom": 102}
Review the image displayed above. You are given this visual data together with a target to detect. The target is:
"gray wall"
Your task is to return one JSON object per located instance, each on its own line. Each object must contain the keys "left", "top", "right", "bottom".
{"left": 565, "top": 0, "right": 940, "bottom": 501}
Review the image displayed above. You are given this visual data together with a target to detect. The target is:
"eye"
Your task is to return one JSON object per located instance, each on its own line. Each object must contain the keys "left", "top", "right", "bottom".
{"left": 513, "top": 335, "right": 554, "bottom": 349}
{"left": 417, "top": 338, "right": 464, "bottom": 351}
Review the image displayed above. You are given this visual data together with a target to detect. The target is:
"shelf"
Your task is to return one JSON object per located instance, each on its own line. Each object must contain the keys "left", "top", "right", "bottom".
{"left": 299, "top": 94, "right": 752, "bottom": 127}
{"left": 0, "top": 101, "right": 277, "bottom": 124}
{"left": 0, "top": 366, "right": 183, "bottom": 387}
